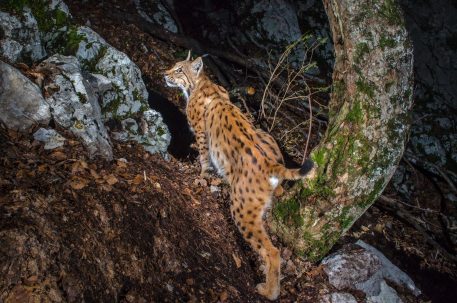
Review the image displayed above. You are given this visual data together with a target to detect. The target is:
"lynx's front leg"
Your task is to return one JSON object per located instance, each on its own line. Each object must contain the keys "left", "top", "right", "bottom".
{"left": 195, "top": 131, "right": 211, "bottom": 178}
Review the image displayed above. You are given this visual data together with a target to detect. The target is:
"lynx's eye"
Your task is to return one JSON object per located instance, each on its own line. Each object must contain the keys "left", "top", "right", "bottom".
{"left": 176, "top": 67, "right": 182, "bottom": 73}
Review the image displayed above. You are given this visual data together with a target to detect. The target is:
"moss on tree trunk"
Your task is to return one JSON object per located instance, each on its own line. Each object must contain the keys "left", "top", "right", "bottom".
{"left": 269, "top": 0, "right": 414, "bottom": 261}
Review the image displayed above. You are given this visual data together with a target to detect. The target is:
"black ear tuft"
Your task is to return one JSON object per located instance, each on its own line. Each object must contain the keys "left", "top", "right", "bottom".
{"left": 299, "top": 159, "right": 314, "bottom": 175}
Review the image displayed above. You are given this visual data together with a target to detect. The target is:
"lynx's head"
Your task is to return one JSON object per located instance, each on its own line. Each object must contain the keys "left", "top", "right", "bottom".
{"left": 164, "top": 51, "right": 204, "bottom": 100}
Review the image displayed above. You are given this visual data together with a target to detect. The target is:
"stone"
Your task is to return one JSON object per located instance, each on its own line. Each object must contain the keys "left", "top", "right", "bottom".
{"left": 87, "top": 73, "right": 112, "bottom": 95}
{"left": 74, "top": 26, "right": 148, "bottom": 120}
{"left": 41, "top": 54, "right": 113, "bottom": 160}
{"left": 320, "top": 292, "right": 358, "bottom": 303}
{"left": 249, "top": 0, "right": 302, "bottom": 45}
{"left": 356, "top": 240, "right": 421, "bottom": 296}
{"left": 33, "top": 128, "right": 66, "bottom": 150}
{"left": 134, "top": 0, "right": 178, "bottom": 33}
{"left": 322, "top": 244, "right": 382, "bottom": 290}
{"left": 0, "top": 61, "right": 51, "bottom": 132}
{"left": 322, "top": 241, "right": 421, "bottom": 303}
{"left": 0, "top": 10, "right": 46, "bottom": 63}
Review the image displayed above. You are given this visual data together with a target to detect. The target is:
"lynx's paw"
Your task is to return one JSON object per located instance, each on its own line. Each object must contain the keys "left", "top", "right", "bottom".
{"left": 256, "top": 283, "right": 280, "bottom": 301}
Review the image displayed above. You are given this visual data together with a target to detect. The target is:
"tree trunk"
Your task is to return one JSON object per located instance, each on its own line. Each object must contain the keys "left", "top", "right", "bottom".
{"left": 269, "top": 0, "right": 414, "bottom": 261}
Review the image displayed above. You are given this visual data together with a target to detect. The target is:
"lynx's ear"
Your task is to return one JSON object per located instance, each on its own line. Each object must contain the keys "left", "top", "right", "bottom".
{"left": 186, "top": 50, "right": 191, "bottom": 61}
{"left": 191, "top": 57, "right": 203, "bottom": 77}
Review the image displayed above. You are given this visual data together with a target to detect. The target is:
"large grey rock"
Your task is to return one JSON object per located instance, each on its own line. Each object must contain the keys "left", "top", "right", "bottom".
{"left": 74, "top": 26, "right": 148, "bottom": 120}
{"left": 72, "top": 26, "right": 171, "bottom": 156}
{"left": 41, "top": 54, "right": 113, "bottom": 160}
{"left": 248, "top": 0, "right": 302, "bottom": 46}
{"left": 33, "top": 128, "right": 66, "bottom": 149}
{"left": 134, "top": 0, "right": 178, "bottom": 33}
{"left": 0, "top": 61, "right": 51, "bottom": 131}
{"left": 322, "top": 241, "right": 421, "bottom": 303}
{"left": 0, "top": 10, "right": 46, "bottom": 63}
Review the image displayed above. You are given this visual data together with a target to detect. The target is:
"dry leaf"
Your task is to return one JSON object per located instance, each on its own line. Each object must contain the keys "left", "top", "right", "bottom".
{"left": 116, "top": 159, "right": 127, "bottom": 168}
{"left": 132, "top": 174, "right": 144, "bottom": 185}
{"left": 90, "top": 169, "right": 100, "bottom": 179}
{"left": 219, "top": 290, "right": 228, "bottom": 302}
{"left": 38, "top": 164, "right": 47, "bottom": 172}
{"left": 70, "top": 176, "right": 88, "bottom": 190}
{"left": 105, "top": 174, "right": 118, "bottom": 185}
{"left": 51, "top": 151, "right": 66, "bottom": 160}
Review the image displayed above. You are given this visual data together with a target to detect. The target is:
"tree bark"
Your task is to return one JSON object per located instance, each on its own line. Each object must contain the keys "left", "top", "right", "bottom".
{"left": 269, "top": 0, "right": 414, "bottom": 261}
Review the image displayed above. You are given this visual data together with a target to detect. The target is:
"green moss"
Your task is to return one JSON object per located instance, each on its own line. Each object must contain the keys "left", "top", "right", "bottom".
{"left": 338, "top": 206, "right": 354, "bottom": 230}
{"left": 346, "top": 100, "right": 363, "bottom": 123}
{"left": 379, "top": 35, "right": 397, "bottom": 50}
{"left": 102, "top": 84, "right": 123, "bottom": 120}
{"left": 302, "top": 229, "right": 341, "bottom": 262}
{"left": 76, "top": 92, "right": 87, "bottom": 103}
{"left": 54, "top": 9, "right": 68, "bottom": 27}
{"left": 356, "top": 78, "right": 375, "bottom": 99}
{"left": 156, "top": 127, "right": 165, "bottom": 136}
{"left": 64, "top": 26, "right": 85, "bottom": 55}
{"left": 81, "top": 45, "right": 108, "bottom": 73}
{"left": 312, "top": 148, "right": 327, "bottom": 168}
{"left": 132, "top": 88, "right": 144, "bottom": 102}
{"left": 273, "top": 198, "right": 304, "bottom": 228}
{"left": 379, "top": 0, "right": 403, "bottom": 26}
{"left": 354, "top": 42, "right": 370, "bottom": 64}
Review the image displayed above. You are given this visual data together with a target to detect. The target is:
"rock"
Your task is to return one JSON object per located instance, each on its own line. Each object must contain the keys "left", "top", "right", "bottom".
{"left": 111, "top": 111, "right": 171, "bottom": 156}
{"left": 0, "top": 10, "right": 46, "bottom": 63}
{"left": 87, "top": 73, "right": 112, "bottom": 95}
{"left": 138, "top": 109, "right": 171, "bottom": 155}
{"left": 40, "top": 54, "right": 113, "bottom": 160}
{"left": 74, "top": 26, "right": 148, "bottom": 121}
{"left": 320, "top": 292, "right": 357, "bottom": 303}
{"left": 249, "top": 0, "right": 302, "bottom": 45}
{"left": 239, "top": 0, "right": 306, "bottom": 64}
{"left": 134, "top": 0, "right": 178, "bottom": 33}
{"left": 70, "top": 26, "right": 171, "bottom": 155}
{"left": 322, "top": 241, "right": 421, "bottom": 303}
{"left": 33, "top": 128, "right": 66, "bottom": 149}
{"left": 322, "top": 244, "right": 381, "bottom": 290}
{"left": 356, "top": 240, "right": 421, "bottom": 296}
{"left": 0, "top": 61, "right": 51, "bottom": 131}
{"left": 368, "top": 280, "right": 402, "bottom": 303}
{"left": 49, "top": 0, "right": 71, "bottom": 16}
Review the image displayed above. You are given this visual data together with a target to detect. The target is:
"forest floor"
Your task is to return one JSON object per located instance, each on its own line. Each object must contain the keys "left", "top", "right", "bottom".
{"left": 1, "top": 1, "right": 456, "bottom": 302}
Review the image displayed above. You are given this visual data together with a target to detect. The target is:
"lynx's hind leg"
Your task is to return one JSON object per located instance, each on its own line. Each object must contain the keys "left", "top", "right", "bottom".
{"left": 230, "top": 188, "right": 280, "bottom": 300}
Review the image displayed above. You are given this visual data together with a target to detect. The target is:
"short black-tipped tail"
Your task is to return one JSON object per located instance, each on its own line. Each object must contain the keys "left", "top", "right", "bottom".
{"left": 272, "top": 159, "right": 315, "bottom": 181}
{"left": 299, "top": 159, "right": 314, "bottom": 176}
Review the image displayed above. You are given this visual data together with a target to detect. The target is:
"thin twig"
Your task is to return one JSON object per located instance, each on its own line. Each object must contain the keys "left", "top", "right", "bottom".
{"left": 302, "top": 92, "right": 313, "bottom": 164}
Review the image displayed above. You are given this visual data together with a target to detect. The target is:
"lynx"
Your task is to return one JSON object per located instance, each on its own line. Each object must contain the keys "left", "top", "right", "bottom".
{"left": 164, "top": 52, "right": 315, "bottom": 300}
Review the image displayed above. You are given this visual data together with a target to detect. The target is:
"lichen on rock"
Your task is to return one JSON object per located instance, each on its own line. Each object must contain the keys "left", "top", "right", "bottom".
{"left": 41, "top": 54, "right": 113, "bottom": 160}
{"left": 0, "top": 10, "right": 47, "bottom": 63}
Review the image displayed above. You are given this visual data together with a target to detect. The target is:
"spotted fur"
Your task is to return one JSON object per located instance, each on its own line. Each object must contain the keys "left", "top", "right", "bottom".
{"left": 164, "top": 53, "right": 315, "bottom": 300}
